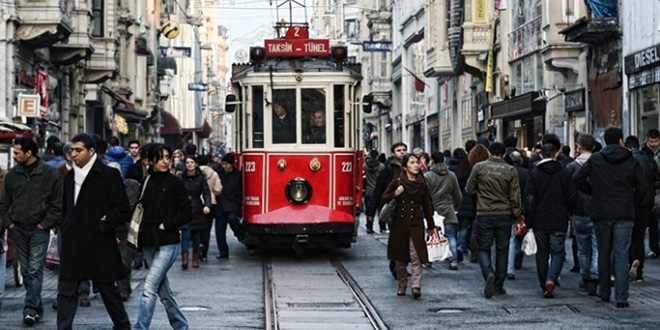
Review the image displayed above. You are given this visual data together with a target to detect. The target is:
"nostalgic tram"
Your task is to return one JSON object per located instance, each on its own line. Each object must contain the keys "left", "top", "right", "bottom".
{"left": 225, "top": 22, "right": 368, "bottom": 251}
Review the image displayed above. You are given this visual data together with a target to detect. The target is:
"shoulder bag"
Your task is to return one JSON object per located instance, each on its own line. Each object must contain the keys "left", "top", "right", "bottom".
{"left": 127, "top": 175, "right": 150, "bottom": 249}
{"left": 379, "top": 178, "right": 401, "bottom": 225}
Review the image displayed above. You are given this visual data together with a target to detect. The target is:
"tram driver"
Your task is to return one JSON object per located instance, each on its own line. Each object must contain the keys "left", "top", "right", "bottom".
{"left": 304, "top": 110, "right": 326, "bottom": 144}
{"left": 272, "top": 103, "right": 295, "bottom": 143}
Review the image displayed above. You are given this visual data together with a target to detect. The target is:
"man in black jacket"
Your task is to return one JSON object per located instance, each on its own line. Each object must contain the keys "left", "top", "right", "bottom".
{"left": 57, "top": 133, "right": 131, "bottom": 329}
{"left": 0, "top": 137, "right": 62, "bottom": 326}
{"left": 365, "top": 142, "right": 407, "bottom": 233}
{"left": 216, "top": 153, "right": 244, "bottom": 258}
{"left": 573, "top": 127, "right": 646, "bottom": 308}
{"left": 641, "top": 129, "right": 660, "bottom": 259}
{"left": 624, "top": 135, "right": 660, "bottom": 282}
{"left": 525, "top": 144, "right": 577, "bottom": 298}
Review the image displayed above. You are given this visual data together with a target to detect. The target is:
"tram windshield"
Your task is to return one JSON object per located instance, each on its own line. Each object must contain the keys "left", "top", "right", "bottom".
{"left": 249, "top": 85, "right": 348, "bottom": 148}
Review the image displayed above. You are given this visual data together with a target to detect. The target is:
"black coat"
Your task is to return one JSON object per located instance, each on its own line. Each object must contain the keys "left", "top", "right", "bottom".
{"left": 60, "top": 158, "right": 130, "bottom": 282}
{"left": 573, "top": 145, "right": 646, "bottom": 222}
{"left": 524, "top": 160, "right": 577, "bottom": 232}
{"left": 181, "top": 169, "right": 211, "bottom": 230}
{"left": 631, "top": 149, "right": 660, "bottom": 207}
{"left": 218, "top": 168, "right": 242, "bottom": 215}
{"left": 138, "top": 171, "right": 192, "bottom": 248}
{"left": 365, "top": 159, "right": 401, "bottom": 217}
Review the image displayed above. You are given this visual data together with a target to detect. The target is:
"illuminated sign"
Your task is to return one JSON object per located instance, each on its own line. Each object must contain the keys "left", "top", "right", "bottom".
{"left": 264, "top": 39, "right": 329, "bottom": 57}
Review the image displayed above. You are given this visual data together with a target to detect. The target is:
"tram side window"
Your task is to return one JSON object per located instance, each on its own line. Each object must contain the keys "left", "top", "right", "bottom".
{"left": 302, "top": 88, "right": 326, "bottom": 144}
{"left": 252, "top": 86, "right": 264, "bottom": 148}
{"left": 272, "top": 89, "right": 296, "bottom": 144}
{"left": 333, "top": 85, "right": 345, "bottom": 148}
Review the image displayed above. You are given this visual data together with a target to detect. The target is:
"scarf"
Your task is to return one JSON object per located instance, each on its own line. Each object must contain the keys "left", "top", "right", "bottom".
{"left": 399, "top": 170, "right": 425, "bottom": 196}
{"left": 72, "top": 153, "right": 97, "bottom": 205}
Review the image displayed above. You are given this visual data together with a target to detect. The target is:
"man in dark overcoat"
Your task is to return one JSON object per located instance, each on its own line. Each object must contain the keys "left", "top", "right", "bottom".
{"left": 56, "top": 133, "right": 131, "bottom": 330}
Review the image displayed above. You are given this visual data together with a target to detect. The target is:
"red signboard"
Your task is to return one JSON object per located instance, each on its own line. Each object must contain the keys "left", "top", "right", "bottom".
{"left": 264, "top": 39, "right": 330, "bottom": 57}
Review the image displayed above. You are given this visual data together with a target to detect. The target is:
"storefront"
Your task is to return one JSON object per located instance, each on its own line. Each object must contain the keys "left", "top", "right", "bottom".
{"left": 490, "top": 91, "right": 546, "bottom": 150}
{"left": 626, "top": 43, "right": 660, "bottom": 137}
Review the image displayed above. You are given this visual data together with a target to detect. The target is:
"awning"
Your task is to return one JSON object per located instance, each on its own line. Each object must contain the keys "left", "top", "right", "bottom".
{"left": 100, "top": 86, "right": 135, "bottom": 110}
{"left": 160, "top": 110, "right": 182, "bottom": 135}
{"left": 114, "top": 105, "right": 149, "bottom": 121}
{"left": 157, "top": 57, "right": 178, "bottom": 75}
{"left": 490, "top": 91, "right": 546, "bottom": 120}
{"left": 182, "top": 120, "right": 212, "bottom": 139}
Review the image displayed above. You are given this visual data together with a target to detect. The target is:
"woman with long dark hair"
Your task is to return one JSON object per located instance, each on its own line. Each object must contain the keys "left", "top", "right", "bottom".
{"left": 179, "top": 156, "right": 211, "bottom": 269}
{"left": 382, "top": 153, "right": 435, "bottom": 299}
{"left": 133, "top": 144, "right": 191, "bottom": 330}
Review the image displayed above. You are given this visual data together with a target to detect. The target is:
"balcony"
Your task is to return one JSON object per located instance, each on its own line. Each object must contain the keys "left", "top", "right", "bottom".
{"left": 84, "top": 38, "right": 118, "bottom": 83}
{"left": 51, "top": 7, "right": 94, "bottom": 65}
{"left": 15, "top": 0, "right": 72, "bottom": 48}
{"left": 462, "top": 22, "right": 490, "bottom": 73}
{"left": 560, "top": 17, "right": 619, "bottom": 45}
{"left": 424, "top": 0, "right": 453, "bottom": 78}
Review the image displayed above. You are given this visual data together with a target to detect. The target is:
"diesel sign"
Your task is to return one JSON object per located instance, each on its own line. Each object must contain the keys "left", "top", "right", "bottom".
{"left": 625, "top": 45, "right": 660, "bottom": 75}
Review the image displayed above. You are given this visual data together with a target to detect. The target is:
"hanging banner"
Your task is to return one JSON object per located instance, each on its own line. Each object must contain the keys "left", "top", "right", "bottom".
{"left": 485, "top": 19, "right": 497, "bottom": 93}
{"left": 474, "top": 0, "right": 487, "bottom": 23}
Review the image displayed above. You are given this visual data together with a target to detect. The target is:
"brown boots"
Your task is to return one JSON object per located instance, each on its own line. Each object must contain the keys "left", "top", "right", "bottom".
{"left": 192, "top": 252, "right": 200, "bottom": 268}
{"left": 181, "top": 252, "right": 189, "bottom": 270}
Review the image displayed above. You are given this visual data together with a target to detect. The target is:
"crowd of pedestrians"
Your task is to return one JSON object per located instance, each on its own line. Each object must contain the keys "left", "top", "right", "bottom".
{"left": 0, "top": 134, "right": 243, "bottom": 329}
{"left": 365, "top": 126, "right": 658, "bottom": 309}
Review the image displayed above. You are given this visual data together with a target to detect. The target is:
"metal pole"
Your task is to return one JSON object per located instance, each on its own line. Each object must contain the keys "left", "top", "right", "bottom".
{"left": 194, "top": 26, "right": 202, "bottom": 129}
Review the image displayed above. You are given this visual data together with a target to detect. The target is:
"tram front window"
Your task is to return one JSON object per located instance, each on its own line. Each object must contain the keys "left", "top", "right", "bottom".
{"left": 303, "top": 110, "right": 326, "bottom": 144}
{"left": 272, "top": 90, "right": 296, "bottom": 144}
{"left": 302, "top": 88, "right": 326, "bottom": 145}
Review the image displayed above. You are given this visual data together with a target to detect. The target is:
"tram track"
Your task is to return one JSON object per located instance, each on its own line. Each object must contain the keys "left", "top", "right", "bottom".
{"left": 263, "top": 254, "right": 388, "bottom": 330}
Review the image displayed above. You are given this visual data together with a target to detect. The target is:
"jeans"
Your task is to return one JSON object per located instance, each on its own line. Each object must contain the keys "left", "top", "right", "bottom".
{"left": 180, "top": 229, "right": 201, "bottom": 253}
{"left": 215, "top": 212, "right": 244, "bottom": 257}
{"left": 594, "top": 220, "right": 633, "bottom": 303}
{"left": 476, "top": 215, "right": 512, "bottom": 291}
{"left": 443, "top": 223, "right": 459, "bottom": 263}
{"left": 630, "top": 206, "right": 652, "bottom": 278}
{"left": 133, "top": 244, "right": 188, "bottom": 330}
{"left": 506, "top": 227, "right": 523, "bottom": 274}
{"left": 573, "top": 216, "right": 598, "bottom": 280}
{"left": 533, "top": 229, "right": 566, "bottom": 290}
{"left": 11, "top": 226, "right": 49, "bottom": 312}
{"left": 457, "top": 216, "right": 472, "bottom": 253}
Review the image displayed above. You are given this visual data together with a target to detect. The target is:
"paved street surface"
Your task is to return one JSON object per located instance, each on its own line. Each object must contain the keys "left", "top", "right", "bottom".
{"left": 2, "top": 214, "right": 660, "bottom": 329}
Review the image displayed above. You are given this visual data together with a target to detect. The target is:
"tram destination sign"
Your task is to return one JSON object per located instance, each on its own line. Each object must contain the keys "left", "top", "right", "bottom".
{"left": 264, "top": 39, "right": 330, "bottom": 57}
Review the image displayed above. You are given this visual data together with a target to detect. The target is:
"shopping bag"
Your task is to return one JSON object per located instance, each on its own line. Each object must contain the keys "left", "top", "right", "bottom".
{"left": 427, "top": 228, "right": 452, "bottom": 262}
{"left": 379, "top": 199, "right": 397, "bottom": 225}
{"left": 127, "top": 175, "right": 150, "bottom": 249}
{"left": 45, "top": 230, "right": 59, "bottom": 265}
{"left": 522, "top": 229, "right": 537, "bottom": 256}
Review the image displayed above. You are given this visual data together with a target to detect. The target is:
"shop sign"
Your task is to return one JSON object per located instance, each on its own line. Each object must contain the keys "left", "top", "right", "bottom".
{"left": 564, "top": 88, "right": 585, "bottom": 113}
{"left": 625, "top": 44, "right": 660, "bottom": 75}
{"left": 629, "top": 66, "right": 660, "bottom": 89}
{"left": 36, "top": 70, "right": 49, "bottom": 117}
{"left": 17, "top": 94, "right": 40, "bottom": 117}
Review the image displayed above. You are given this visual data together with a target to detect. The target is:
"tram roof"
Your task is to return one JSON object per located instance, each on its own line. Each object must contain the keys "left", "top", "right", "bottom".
{"left": 231, "top": 57, "right": 362, "bottom": 81}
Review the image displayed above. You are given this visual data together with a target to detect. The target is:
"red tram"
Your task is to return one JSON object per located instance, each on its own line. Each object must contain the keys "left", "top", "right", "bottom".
{"left": 225, "top": 22, "right": 369, "bottom": 251}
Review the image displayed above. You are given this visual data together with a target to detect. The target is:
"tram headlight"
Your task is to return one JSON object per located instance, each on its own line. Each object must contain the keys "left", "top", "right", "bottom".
{"left": 286, "top": 178, "right": 312, "bottom": 205}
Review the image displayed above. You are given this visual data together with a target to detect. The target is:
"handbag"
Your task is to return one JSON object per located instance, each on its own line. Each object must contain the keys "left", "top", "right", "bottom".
{"left": 127, "top": 175, "right": 150, "bottom": 249}
{"left": 379, "top": 178, "right": 401, "bottom": 225}
{"left": 427, "top": 227, "right": 452, "bottom": 262}
{"left": 522, "top": 229, "right": 537, "bottom": 256}
{"left": 379, "top": 199, "right": 397, "bottom": 225}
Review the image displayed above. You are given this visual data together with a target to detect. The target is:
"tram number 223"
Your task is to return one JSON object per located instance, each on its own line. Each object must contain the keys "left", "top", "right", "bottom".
{"left": 244, "top": 161, "right": 256, "bottom": 172}
{"left": 341, "top": 161, "right": 352, "bottom": 173}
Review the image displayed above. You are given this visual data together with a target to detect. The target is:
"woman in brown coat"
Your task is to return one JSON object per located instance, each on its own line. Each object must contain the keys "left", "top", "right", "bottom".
{"left": 382, "top": 153, "right": 435, "bottom": 299}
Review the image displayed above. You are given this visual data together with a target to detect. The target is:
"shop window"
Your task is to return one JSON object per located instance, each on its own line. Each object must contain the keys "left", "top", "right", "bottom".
{"left": 636, "top": 84, "right": 660, "bottom": 137}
